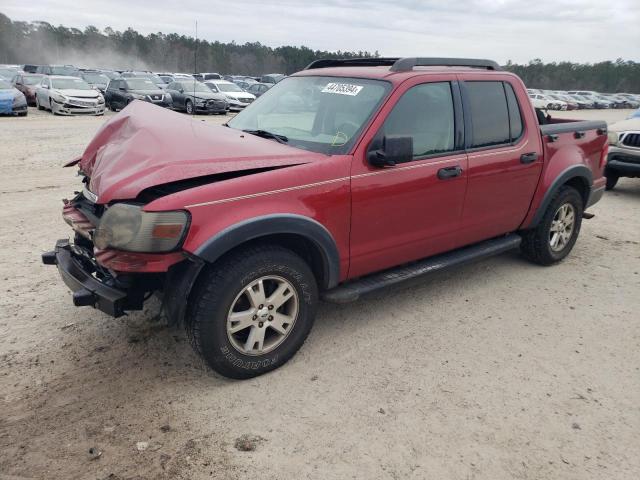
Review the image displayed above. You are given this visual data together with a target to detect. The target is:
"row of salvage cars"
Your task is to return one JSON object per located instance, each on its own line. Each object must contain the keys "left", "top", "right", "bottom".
{"left": 12, "top": 74, "right": 252, "bottom": 116}
{"left": 0, "top": 64, "right": 276, "bottom": 116}
{"left": 528, "top": 88, "right": 640, "bottom": 111}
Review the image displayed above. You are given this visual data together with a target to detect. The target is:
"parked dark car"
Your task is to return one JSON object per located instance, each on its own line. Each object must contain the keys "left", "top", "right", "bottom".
{"left": 36, "top": 65, "right": 81, "bottom": 77}
{"left": 193, "top": 72, "right": 222, "bottom": 81}
{"left": 165, "top": 80, "right": 228, "bottom": 114}
{"left": 104, "top": 78, "right": 172, "bottom": 111}
{"left": 12, "top": 73, "right": 44, "bottom": 105}
{"left": 81, "top": 71, "right": 110, "bottom": 93}
{"left": 260, "top": 73, "right": 285, "bottom": 84}
{"left": 246, "top": 82, "right": 272, "bottom": 97}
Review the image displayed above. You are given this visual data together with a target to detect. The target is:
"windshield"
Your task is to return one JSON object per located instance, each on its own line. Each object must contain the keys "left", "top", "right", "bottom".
{"left": 216, "top": 82, "right": 244, "bottom": 93}
{"left": 137, "top": 73, "right": 163, "bottom": 84}
{"left": 125, "top": 78, "right": 157, "bottom": 90}
{"left": 0, "top": 68, "right": 17, "bottom": 79}
{"left": 82, "top": 73, "right": 109, "bottom": 84}
{"left": 0, "top": 79, "right": 11, "bottom": 89}
{"left": 228, "top": 76, "right": 391, "bottom": 155}
{"left": 182, "top": 81, "right": 213, "bottom": 93}
{"left": 51, "top": 78, "right": 92, "bottom": 90}
{"left": 51, "top": 66, "right": 80, "bottom": 76}
{"left": 22, "top": 75, "right": 42, "bottom": 85}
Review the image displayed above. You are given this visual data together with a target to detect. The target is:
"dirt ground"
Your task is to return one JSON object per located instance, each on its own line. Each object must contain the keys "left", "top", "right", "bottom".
{"left": 1, "top": 106, "right": 639, "bottom": 480}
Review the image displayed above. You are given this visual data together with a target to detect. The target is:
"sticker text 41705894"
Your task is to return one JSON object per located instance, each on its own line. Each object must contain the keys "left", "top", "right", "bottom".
{"left": 321, "top": 83, "right": 364, "bottom": 96}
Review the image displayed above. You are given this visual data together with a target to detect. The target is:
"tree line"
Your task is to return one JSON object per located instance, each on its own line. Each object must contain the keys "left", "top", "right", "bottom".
{"left": 0, "top": 13, "right": 638, "bottom": 92}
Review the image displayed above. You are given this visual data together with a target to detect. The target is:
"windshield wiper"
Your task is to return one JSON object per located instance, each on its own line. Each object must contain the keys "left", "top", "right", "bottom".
{"left": 242, "top": 129, "right": 288, "bottom": 144}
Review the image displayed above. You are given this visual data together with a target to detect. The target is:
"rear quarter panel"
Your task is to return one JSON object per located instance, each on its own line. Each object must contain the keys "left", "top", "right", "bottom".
{"left": 520, "top": 127, "right": 607, "bottom": 228}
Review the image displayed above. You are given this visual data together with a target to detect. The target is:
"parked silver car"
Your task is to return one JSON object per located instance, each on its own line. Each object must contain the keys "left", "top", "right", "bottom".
{"left": 35, "top": 76, "right": 105, "bottom": 115}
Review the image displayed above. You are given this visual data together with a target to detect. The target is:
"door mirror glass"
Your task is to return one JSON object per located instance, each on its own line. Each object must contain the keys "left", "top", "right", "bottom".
{"left": 368, "top": 135, "right": 413, "bottom": 167}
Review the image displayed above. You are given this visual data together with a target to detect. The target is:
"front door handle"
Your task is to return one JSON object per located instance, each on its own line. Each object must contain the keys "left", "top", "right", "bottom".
{"left": 437, "top": 165, "right": 463, "bottom": 180}
{"left": 520, "top": 152, "right": 539, "bottom": 164}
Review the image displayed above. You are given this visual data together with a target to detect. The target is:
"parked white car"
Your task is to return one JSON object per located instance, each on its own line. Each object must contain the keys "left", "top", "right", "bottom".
{"left": 204, "top": 79, "right": 256, "bottom": 111}
{"left": 529, "top": 93, "right": 566, "bottom": 110}
{"left": 35, "top": 75, "right": 105, "bottom": 115}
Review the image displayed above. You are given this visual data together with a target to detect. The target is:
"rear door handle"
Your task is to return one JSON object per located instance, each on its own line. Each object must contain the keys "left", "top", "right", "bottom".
{"left": 520, "top": 152, "right": 539, "bottom": 164}
{"left": 437, "top": 165, "right": 463, "bottom": 180}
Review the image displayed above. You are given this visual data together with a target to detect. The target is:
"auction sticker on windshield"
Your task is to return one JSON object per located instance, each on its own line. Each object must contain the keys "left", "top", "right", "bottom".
{"left": 321, "top": 83, "right": 363, "bottom": 96}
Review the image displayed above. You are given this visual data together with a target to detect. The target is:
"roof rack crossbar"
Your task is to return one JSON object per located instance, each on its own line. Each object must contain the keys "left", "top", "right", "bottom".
{"left": 304, "top": 57, "right": 500, "bottom": 72}
{"left": 304, "top": 58, "right": 400, "bottom": 70}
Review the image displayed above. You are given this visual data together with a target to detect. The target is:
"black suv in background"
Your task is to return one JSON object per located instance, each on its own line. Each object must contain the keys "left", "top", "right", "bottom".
{"left": 165, "top": 80, "right": 228, "bottom": 114}
{"left": 104, "top": 78, "right": 172, "bottom": 111}
{"left": 36, "top": 65, "right": 81, "bottom": 77}
{"left": 80, "top": 70, "right": 111, "bottom": 93}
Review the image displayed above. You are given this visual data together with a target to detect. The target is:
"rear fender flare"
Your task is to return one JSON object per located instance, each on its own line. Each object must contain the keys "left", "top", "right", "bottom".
{"left": 528, "top": 165, "right": 592, "bottom": 228}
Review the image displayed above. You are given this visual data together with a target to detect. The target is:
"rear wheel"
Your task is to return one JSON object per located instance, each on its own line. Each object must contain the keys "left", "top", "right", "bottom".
{"left": 520, "top": 186, "right": 583, "bottom": 265}
{"left": 605, "top": 175, "right": 618, "bottom": 191}
{"left": 186, "top": 245, "right": 318, "bottom": 379}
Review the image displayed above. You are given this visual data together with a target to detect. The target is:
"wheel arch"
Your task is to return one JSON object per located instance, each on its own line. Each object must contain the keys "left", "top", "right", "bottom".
{"left": 528, "top": 165, "right": 592, "bottom": 228}
{"left": 194, "top": 214, "right": 341, "bottom": 290}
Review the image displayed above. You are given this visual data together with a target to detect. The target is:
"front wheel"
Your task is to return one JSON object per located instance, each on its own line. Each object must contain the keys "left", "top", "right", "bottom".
{"left": 186, "top": 245, "right": 318, "bottom": 379}
{"left": 185, "top": 100, "right": 194, "bottom": 114}
{"left": 520, "top": 186, "right": 583, "bottom": 265}
{"left": 36, "top": 96, "right": 43, "bottom": 110}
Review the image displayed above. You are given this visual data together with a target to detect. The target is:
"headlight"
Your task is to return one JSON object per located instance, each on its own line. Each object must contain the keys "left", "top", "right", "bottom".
{"left": 13, "top": 92, "right": 26, "bottom": 105}
{"left": 131, "top": 93, "right": 146, "bottom": 100}
{"left": 51, "top": 93, "right": 66, "bottom": 103}
{"left": 97, "top": 96, "right": 105, "bottom": 104}
{"left": 608, "top": 131, "right": 621, "bottom": 145}
{"left": 93, "top": 204, "right": 189, "bottom": 252}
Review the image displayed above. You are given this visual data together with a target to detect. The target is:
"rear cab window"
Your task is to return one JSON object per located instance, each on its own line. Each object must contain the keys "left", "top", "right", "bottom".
{"left": 463, "top": 80, "right": 525, "bottom": 149}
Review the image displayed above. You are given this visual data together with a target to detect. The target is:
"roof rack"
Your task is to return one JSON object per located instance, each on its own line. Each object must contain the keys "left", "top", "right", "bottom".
{"left": 304, "top": 57, "right": 501, "bottom": 72}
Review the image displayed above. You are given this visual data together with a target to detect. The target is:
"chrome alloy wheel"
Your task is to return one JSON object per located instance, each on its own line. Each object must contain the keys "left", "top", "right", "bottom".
{"left": 549, "top": 203, "right": 576, "bottom": 252}
{"left": 226, "top": 275, "right": 299, "bottom": 355}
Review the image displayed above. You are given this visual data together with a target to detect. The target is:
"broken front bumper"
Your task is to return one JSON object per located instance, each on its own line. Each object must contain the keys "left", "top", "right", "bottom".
{"left": 42, "top": 239, "right": 140, "bottom": 317}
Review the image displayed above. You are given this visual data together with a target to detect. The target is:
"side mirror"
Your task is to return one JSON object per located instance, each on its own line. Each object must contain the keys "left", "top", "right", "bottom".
{"left": 119, "top": 86, "right": 126, "bottom": 91}
{"left": 367, "top": 136, "right": 413, "bottom": 167}
{"left": 179, "top": 88, "right": 184, "bottom": 93}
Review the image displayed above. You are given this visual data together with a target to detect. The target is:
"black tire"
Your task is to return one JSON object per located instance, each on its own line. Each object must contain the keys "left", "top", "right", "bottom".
{"left": 185, "top": 100, "right": 194, "bottom": 115}
{"left": 36, "top": 96, "right": 43, "bottom": 110}
{"left": 605, "top": 175, "right": 618, "bottom": 191}
{"left": 186, "top": 245, "right": 318, "bottom": 379}
{"left": 520, "top": 186, "right": 583, "bottom": 266}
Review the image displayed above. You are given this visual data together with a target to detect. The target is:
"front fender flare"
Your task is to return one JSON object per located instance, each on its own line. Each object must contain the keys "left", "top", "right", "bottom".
{"left": 193, "top": 214, "right": 341, "bottom": 289}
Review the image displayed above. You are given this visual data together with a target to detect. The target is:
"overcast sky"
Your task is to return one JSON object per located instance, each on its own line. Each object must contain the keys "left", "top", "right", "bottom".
{"left": 3, "top": 0, "right": 639, "bottom": 63}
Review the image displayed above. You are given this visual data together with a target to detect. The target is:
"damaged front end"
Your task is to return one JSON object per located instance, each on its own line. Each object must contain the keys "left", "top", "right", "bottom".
{"left": 42, "top": 189, "right": 191, "bottom": 319}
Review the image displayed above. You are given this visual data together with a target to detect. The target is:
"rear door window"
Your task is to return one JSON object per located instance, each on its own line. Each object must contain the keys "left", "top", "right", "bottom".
{"left": 465, "top": 81, "right": 511, "bottom": 148}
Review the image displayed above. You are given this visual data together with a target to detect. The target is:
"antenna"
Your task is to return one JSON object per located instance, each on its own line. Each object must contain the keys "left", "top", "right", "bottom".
{"left": 193, "top": 20, "right": 198, "bottom": 117}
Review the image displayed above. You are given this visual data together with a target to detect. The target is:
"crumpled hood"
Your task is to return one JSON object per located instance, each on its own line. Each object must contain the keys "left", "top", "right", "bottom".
{"left": 78, "top": 101, "right": 324, "bottom": 203}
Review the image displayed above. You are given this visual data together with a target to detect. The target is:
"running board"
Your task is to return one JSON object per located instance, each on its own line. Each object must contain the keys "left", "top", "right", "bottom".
{"left": 322, "top": 234, "right": 522, "bottom": 304}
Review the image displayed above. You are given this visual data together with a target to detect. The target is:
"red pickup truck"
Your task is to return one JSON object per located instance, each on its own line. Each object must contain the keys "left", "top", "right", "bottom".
{"left": 43, "top": 58, "right": 608, "bottom": 378}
